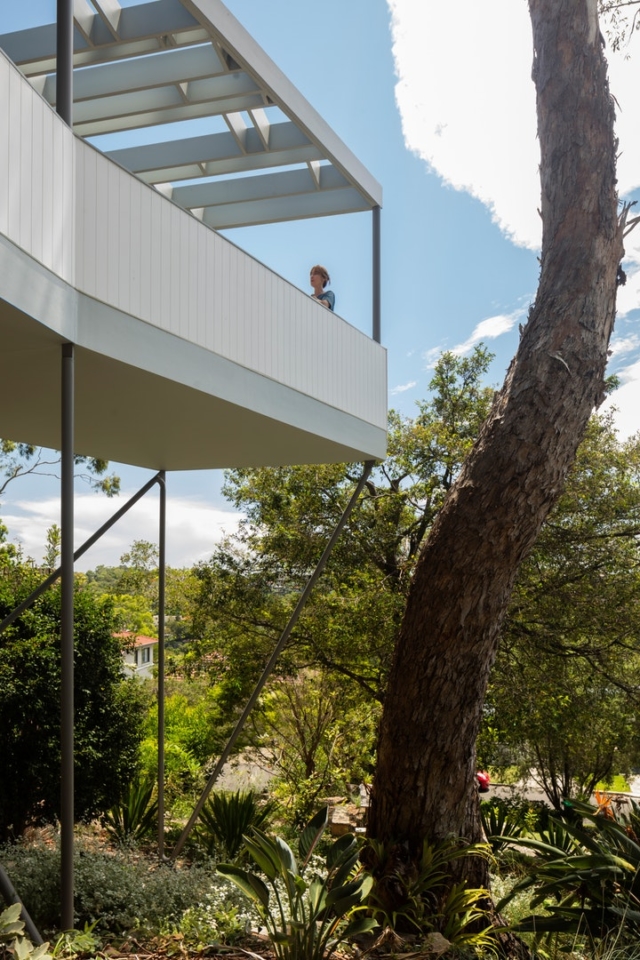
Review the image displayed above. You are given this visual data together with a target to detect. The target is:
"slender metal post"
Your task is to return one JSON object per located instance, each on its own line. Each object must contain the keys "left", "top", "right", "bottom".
{"left": 60, "top": 343, "right": 74, "bottom": 931}
{"left": 372, "top": 205, "right": 381, "bottom": 344}
{"left": 0, "top": 863, "right": 43, "bottom": 945}
{"left": 56, "top": 0, "right": 73, "bottom": 126}
{"left": 157, "top": 472, "right": 166, "bottom": 857}
{"left": 171, "top": 460, "right": 375, "bottom": 859}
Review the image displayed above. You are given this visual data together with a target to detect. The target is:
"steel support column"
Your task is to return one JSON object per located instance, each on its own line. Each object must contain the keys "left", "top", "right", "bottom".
{"left": 157, "top": 472, "right": 166, "bottom": 857}
{"left": 56, "top": 0, "right": 73, "bottom": 126}
{"left": 60, "top": 342, "right": 74, "bottom": 931}
{"left": 372, "top": 205, "right": 381, "bottom": 344}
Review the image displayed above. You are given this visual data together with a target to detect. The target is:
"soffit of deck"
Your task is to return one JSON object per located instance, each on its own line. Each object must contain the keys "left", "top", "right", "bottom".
{"left": 0, "top": 0, "right": 382, "bottom": 230}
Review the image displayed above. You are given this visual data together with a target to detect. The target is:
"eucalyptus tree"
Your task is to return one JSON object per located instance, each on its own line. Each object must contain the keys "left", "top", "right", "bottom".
{"left": 369, "top": 0, "right": 632, "bottom": 892}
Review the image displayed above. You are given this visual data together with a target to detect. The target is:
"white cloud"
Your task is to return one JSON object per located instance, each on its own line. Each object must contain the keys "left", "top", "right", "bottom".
{"left": 3, "top": 492, "right": 243, "bottom": 570}
{"left": 617, "top": 242, "right": 640, "bottom": 319}
{"left": 609, "top": 332, "right": 640, "bottom": 358}
{"left": 422, "top": 346, "right": 444, "bottom": 369}
{"left": 390, "top": 380, "right": 417, "bottom": 395}
{"left": 601, "top": 358, "right": 640, "bottom": 439}
{"left": 387, "top": 0, "right": 640, "bottom": 254}
{"left": 452, "top": 310, "right": 522, "bottom": 356}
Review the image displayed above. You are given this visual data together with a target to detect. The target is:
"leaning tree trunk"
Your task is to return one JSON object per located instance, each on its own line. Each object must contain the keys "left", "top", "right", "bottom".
{"left": 368, "top": 0, "right": 625, "bottom": 887}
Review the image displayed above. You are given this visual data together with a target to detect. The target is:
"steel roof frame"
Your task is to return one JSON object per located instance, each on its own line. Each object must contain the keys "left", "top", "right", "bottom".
{"left": 0, "top": 0, "right": 382, "bottom": 228}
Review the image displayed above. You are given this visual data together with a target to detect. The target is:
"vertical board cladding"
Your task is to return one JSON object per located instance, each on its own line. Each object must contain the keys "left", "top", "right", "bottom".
{"left": 74, "top": 139, "right": 385, "bottom": 427}
{"left": 0, "top": 52, "right": 384, "bottom": 430}
{"left": 1, "top": 51, "right": 75, "bottom": 286}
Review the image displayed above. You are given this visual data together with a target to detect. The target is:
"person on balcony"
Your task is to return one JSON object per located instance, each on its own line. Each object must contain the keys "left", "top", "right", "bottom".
{"left": 310, "top": 265, "right": 335, "bottom": 311}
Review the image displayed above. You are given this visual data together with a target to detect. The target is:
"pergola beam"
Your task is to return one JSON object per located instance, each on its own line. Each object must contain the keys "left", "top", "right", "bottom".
{"left": 203, "top": 187, "right": 369, "bottom": 230}
{"left": 38, "top": 43, "right": 229, "bottom": 103}
{"left": 0, "top": 0, "right": 381, "bottom": 230}
{"left": 171, "top": 164, "right": 349, "bottom": 211}
{"left": 106, "top": 121, "right": 310, "bottom": 176}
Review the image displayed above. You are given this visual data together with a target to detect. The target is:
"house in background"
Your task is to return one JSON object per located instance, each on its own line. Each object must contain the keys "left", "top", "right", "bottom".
{"left": 117, "top": 631, "right": 158, "bottom": 679}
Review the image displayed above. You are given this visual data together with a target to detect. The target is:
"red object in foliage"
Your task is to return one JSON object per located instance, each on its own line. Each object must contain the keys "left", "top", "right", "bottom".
{"left": 477, "top": 771, "right": 490, "bottom": 792}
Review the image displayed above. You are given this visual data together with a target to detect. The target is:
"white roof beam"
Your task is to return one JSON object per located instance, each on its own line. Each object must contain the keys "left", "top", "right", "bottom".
{"left": 92, "top": 0, "right": 123, "bottom": 38}
{"left": 40, "top": 44, "right": 228, "bottom": 103}
{"left": 203, "top": 187, "right": 370, "bottom": 230}
{"left": 309, "top": 160, "right": 321, "bottom": 187}
{"left": 181, "top": 0, "right": 382, "bottom": 207}
{"left": 74, "top": 92, "right": 265, "bottom": 136}
{"left": 226, "top": 111, "right": 248, "bottom": 152}
{"left": 106, "top": 120, "right": 306, "bottom": 175}
{"left": 249, "top": 107, "right": 270, "bottom": 149}
{"left": 73, "top": 0, "right": 97, "bottom": 44}
{"left": 136, "top": 143, "right": 324, "bottom": 185}
{"left": 0, "top": 0, "right": 200, "bottom": 69}
{"left": 172, "top": 164, "right": 349, "bottom": 210}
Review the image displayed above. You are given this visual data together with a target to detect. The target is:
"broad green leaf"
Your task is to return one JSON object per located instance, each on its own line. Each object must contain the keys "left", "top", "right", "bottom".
{"left": 341, "top": 917, "right": 378, "bottom": 939}
{"left": 275, "top": 836, "right": 298, "bottom": 876}
{"left": 326, "top": 833, "right": 356, "bottom": 870}
{"left": 0, "top": 904, "right": 23, "bottom": 926}
{"left": 308, "top": 878, "right": 327, "bottom": 914}
{"left": 243, "top": 834, "right": 280, "bottom": 880}
{"left": 216, "top": 864, "right": 270, "bottom": 909}
{"left": 299, "top": 807, "right": 328, "bottom": 865}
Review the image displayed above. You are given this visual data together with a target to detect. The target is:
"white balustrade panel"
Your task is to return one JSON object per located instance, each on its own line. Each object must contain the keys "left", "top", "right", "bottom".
{"left": 1, "top": 50, "right": 386, "bottom": 432}
{"left": 74, "top": 142, "right": 386, "bottom": 429}
{"left": 0, "top": 51, "right": 75, "bottom": 286}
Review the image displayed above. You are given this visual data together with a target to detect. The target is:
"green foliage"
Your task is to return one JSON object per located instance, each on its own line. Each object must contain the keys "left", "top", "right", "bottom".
{"left": 253, "top": 672, "right": 380, "bottom": 825}
{"left": 480, "top": 800, "right": 525, "bottom": 853}
{"left": 497, "top": 799, "right": 640, "bottom": 944}
{"left": 42, "top": 526, "right": 61, "bottom": 570}
{"left": 0, "top": 440, "right": 119, "bottom": 499}
{"left": 0, "top": 839, "right": 220, "bottom": 934}
{"left": 188, "top": 347, "right": 495, "bottom": 706}
{"left": 196, "top": 791, "right": 276, "bottom": 861}
{"left": 118, "top": 541, "right": 158, "bottom": 600}
{"left": 482, "top": 412, "right": 640, "bottom": 807}
{"left": 50, "top": 923, "right": 100, "bottom": 958}
{"left": 0, "top": 574, "right": 147, "bottom": 841}
{"left": 0, "top": 903, "right": 51, "bottom": 960}
{"left": 361, "top": 836, "right": 494, "bottom": 949}
{"left": 102, "top": 777, "right": 158, "bottom": 845}
{"left": 109, "top": 594, "right": 156, "bottom": 637}
{"left": 217, "top": 807, "right": 376, "bottom": 960}
{"left": 140, "top": 687, "right": 228, "bottom": 803}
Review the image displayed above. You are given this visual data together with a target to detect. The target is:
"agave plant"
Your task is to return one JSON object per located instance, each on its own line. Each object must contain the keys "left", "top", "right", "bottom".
{"left": 102, "top": 776, "right": 158, "bottom": 844}
{"left": 480, "top": 800, "right": 524, "bottom": 853}
{"left": 196, "top": 790, "right": 276, "bottom": 861}
{"left": 217, "top": 807, "right": 376, "bottom": 960}
{"left": 497, "top": 798, "right": 640, "bottom": 942}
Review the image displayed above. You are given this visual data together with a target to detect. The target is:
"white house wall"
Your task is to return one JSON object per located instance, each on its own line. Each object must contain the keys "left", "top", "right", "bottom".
{"left": 0, "top": 51, "right": 75, "bottom": 287}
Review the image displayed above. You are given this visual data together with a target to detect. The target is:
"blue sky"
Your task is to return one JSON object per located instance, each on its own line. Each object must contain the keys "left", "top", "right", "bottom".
{"left": 1, "top": 0, "right": 639, "bottom": 568}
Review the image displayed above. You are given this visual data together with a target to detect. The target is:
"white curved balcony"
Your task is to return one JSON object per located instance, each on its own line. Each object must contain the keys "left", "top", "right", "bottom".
{"left": 0, "top": 29, "right": 386, "bottom": 470}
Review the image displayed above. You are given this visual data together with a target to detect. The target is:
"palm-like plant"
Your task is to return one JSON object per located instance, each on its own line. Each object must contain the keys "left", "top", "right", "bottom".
{"left": 196, "top": 790, "right": 276, "bottom": 861}
{"left": 102, "top": 776, "right": 158, "bottom": 844}
{"left": 497, "top": 799, "right": 640, "bottom": 942}
{"left": 217, "top": 807, "right": 376, "bottom": 960}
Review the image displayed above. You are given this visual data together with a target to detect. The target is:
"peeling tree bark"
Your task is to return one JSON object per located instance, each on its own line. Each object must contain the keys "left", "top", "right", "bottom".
{"left": 368, "top": 0, "right": 624, "bottom": 887}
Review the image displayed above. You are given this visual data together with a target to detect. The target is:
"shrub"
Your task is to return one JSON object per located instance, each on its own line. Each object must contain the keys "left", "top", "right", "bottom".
{"left": 195, "top": 791, "right": 276, "bottom": 861}
{"left": 0, "top": 579, "right": 146, "bottom": 841}
{"left": 0, "top": 839, "right": 227, "bottom": 935}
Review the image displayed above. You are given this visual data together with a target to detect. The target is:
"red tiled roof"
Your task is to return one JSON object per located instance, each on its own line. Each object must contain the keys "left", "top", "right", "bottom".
{"left": 114, "top": 631, "right": 158, "bottom": 647}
